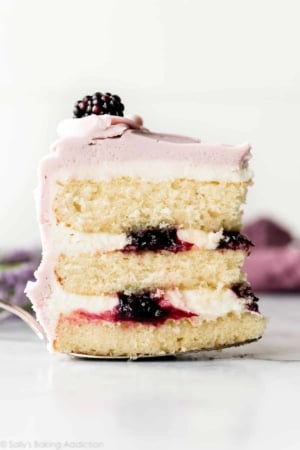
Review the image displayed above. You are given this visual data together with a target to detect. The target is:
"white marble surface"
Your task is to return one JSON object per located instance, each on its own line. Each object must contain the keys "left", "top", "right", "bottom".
{"left": 0, "top": 296, "right": 299, "bottom": 450}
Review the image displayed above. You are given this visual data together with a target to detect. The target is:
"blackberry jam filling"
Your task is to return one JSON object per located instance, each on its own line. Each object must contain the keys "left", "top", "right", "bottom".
{"left": 217, "top": 231, "right": 253, "bottom": 252}
{"left": 118, "top": 291, "right": 167, "bottom": 322}
{"left": 123, "top": 227, "right": 193, "bottom": 253}
{"left": 117, "top": 290, "right": 195, "bottom": 323}
{"left": 232, "top": 283, "right": 259, "bottom": 313}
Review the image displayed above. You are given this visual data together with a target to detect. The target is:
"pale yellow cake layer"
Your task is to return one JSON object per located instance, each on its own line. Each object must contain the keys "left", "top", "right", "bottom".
{"left": 54, "top": 312, "right": 266, "bottom": 357}
{"left": 53, "top": 178, "right": 250, "bottom": 233}
{"left": 55, "top": 250, "right": 246, "bottom": 295}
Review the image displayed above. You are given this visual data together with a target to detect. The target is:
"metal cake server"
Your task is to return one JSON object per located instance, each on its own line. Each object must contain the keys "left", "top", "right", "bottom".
{"left": 0, "top": 299, "right": 46, "bottom": 341}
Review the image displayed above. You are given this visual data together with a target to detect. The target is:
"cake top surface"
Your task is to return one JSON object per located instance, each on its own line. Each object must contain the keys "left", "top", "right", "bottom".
{"left": 51, "top": 114, "right": 251, "bottom": 170}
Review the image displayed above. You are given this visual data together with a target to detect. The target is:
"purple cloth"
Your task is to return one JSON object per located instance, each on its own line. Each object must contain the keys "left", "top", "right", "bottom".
{"left": 243, "top": 218, "right": 300, "bottom": 292}
{"left": 0, "top": 249, "right": 41, "bottom": 318}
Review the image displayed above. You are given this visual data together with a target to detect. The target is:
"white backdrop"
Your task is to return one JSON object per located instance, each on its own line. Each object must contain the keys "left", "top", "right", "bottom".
{"left": 0, "top": 0, "right": 299, "bottom": 248}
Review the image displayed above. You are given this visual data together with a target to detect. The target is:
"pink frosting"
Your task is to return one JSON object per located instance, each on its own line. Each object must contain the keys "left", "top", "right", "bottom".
{"left": 52, "top": 128, "right": 250, "bottom": 167}
{"left": 25, "top": 262, "right": 53, "bottom": 339}
{"left": 54, "top": 113, "right": 251, "bottom": 168}
{"left": 57, "top": 114, "right": 143, "bottom": 140}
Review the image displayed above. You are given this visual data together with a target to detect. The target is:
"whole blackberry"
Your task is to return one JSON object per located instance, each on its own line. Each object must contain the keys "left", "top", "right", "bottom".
{"left": 73, "top": 92, "right": 125, "bottom": 118}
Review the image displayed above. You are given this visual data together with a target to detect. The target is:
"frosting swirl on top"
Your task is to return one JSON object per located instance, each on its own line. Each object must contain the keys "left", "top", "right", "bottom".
{"left": 57, "top": 114, "right": 143, "bottom": 140}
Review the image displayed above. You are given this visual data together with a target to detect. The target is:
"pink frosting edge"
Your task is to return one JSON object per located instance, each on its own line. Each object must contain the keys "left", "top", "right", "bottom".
{"left": 25, "top": 260, "right": 53, "bottom": 343}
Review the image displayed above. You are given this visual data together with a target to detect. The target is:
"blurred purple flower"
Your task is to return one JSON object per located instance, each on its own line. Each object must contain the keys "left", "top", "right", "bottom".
{"left": 0, "top": 248, "right": 41, "bottom": 319}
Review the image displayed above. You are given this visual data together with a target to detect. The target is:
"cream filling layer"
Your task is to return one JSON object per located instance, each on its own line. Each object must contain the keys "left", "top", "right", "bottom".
{"left": 47, "top": 282, "right": 248, "bottom": 333}
{"left": 48, "top": 224, "right": 224, "bottom": 254}
{"left": 52, "top": 161, "right": 252, "bottom": 183}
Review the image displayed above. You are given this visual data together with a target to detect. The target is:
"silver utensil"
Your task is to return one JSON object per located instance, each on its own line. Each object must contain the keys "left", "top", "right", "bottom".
{"left": 0, "top": 299, "right": 46, "bottom": 341}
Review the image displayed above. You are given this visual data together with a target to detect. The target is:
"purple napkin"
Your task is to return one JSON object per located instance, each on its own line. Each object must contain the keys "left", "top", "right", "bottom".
{"left": 243, "top": 218, "right": 300, "bottom": 292}
{"left": 0, "top": 249, "right": 41, "bottom": 318}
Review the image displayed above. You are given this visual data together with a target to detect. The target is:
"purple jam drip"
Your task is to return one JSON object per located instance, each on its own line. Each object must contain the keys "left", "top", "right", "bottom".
{"left": 217, "top": 231, "right": 253, "bottom": 252}
{"left": 123, "top": 227, "right": 193, "bottom": 253}
{"left": 232, "top": 283, "right": 259, "bottom": 313}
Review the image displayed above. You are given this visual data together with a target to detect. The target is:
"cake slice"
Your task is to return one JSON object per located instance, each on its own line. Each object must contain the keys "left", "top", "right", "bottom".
{"left": 26, "top": 92, "right": 266, "bottom": 357}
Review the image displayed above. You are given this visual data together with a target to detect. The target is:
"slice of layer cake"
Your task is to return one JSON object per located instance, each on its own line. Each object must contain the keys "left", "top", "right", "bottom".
{"left": 26, "top": 92, "right": 266, "bottom": 357}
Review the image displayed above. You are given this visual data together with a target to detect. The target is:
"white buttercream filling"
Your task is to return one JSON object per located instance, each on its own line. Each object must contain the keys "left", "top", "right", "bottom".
{"left": 53, "top": 161, "right": 252, "bottom": 183}
{"left": 177, "top": 229, "right": 223, "bottom": 250}
{"left": 48, "top": 224, "right": 224, "bottom": 254}
{"left": 47, "top": 282, "right": 246, "bottom": 331}
{"left": 48, "top": 283, "right": 119, "bottom": 327}
{"left": 165, "top": 287, "right": 245, "bottom": 320}
{"left": 49, "top": 224, "right": 128, "bottom": 253}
